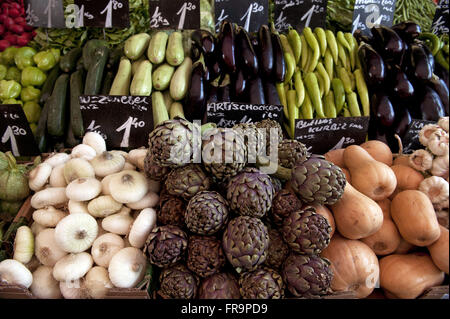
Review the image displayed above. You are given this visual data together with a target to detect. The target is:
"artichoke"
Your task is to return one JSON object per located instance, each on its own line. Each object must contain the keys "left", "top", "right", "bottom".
{"left": 146, "top": 225, "right": 188, "bottom": 268}
{"left": 165, "top": 164, "right": 210, "bottom": 200}
{"left": 222, "top": 216, "right": 269, "bottom": 273}
{"left": 202, "top": 127, "right": 247, "bottom": 183}
{"left": 239, "top": 267, "right": 285, "bottom": 299}
{"left": 158, "top": 264, "right": 199, "bottom": 299}
{"left": 185, "top": 191, "right": 229, "bottom": 235}
{"left": 144, "top": 151, "right": 171, "bottom": 181}
{"left": 187, "top": 236, "right": 225, "bottom": 278}
{"left": 271, "top": 189, "right": 303, "bottom": 227}
{"left": 278, "top": 139, "right": 309, "bottom": 169}
{"left": 281, "top": 206, "right": 331, "bottom": 255}
{"left": 148, "top": 118, "right": 200, "bottom": 168}
{"left": 289, "top": 155, "right": 346, "bottom": 205}
{"left": 198, "top": 272, "right": 241, "bottom": 299}
{"left": 157, "top": 192, "right": 186, "bottom": 227}
{"left": 270, "top": 177, "right": 283, "bottom": 193}
{"left": 233, "top": 123, "right": 265, "bottom": 162}
{"left": 265, "top": 229, "right": 289, "bottom": 269}
{"left": 255, "top": 119, "right": 283, "bottom": 156}
{"left": 226, "top": 167, "right": 275, "bottom": 218}
{"left": 282, "top": 254, "right": 333, "bottom": 298}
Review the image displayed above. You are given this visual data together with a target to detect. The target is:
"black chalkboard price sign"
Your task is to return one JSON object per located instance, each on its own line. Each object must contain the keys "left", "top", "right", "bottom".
{"left": 79, "top": 96, "right": 153, "bottom": 149}
{"left": 0, "top": 105, "right": 40, "bottom": 157}
{"left": 402, "top": 119, "right": 436, "bottom": 154}
{"left": 65, "top": 0, "right": 130, "bottom": 28}
{"left": 294, "top": 117, "right": 370, "bottom": 154}
{"left": 431, "top": 0, "right": 449, "bottom": 35}
{"left": 351, "top": 0, "right": 397, "bottom": 36}
{"left": 148, "top": 0, "right": 200, "bottom": 30}
{"left": 273, "top": 0, "right": 327, "bottom": 33}
{"left": 24, "top": 0, "right": 65, "bottom": 28}
{"left": 214, "top": 0, "right": 269, "bottom": 33}
{"left": 206, "top": 102, "right": 283, "bottom": 128}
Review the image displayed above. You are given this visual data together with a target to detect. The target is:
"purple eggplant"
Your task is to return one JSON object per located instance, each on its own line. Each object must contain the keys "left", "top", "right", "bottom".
{"left": 263, "top": 80, "right": 281, "bottom": 105}
{"left": 428, "top": 75, "right": 449, "bottom": 115}
{"left": 353, "top": 29, "right": 372, "bottom": 44}
{"left": 258, "top": 25, "right": 274, "bottom": 79}
{"left": 393, "top": 106, "right": 412, "bottom": 138}
{"left": 371, "top": 93, "right": 396, "bottom": 127}
{"left": 219, "top": 84, "right": 231, "bottom": 102}
{"left": 420, "top": 42, "right": 435, "bottom": 73}
{"left": 392, "top": 22, "right": 421, "bottom": 43}
{"left": 409, "top": 44, "right": 433, "bottom": 81}
{"left": 271, "top": 32, "right": 286, "bottom": 83}
{"left": 389, "top": 65, "right": 414, "bottom": 99}
{"left": 371, "top": 26, "right": 404, "bottom": 62}
{"left": 236, "top": 27, "right": 259, "bottom": 77}
{"left": 218, "top": 20, "right": 236, "bottom": 74}
{"left": 249, "top": 77, "right": 266, "bottom": 105}
{"left": 191, "top": 29, "right": 216, "bottom": 56}
{"left": 205, "top": 56, "right": 221, "bottom": 82}
{"left": 420, "top": 86, "right": 446, "bottom": 121}
{"left": 358, "top": 43, "right": 386, "bottom": 87}
{"left": 185, "top": 62, "right": 207, "bottom": 121}
{"left": 232, "top": 69, "right": 248, "bottom": 102}
{"left": 191, "top": 44, "right": 202, "bottom": 61}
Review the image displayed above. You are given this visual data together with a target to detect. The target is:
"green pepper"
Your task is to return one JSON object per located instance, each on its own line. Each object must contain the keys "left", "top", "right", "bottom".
{"left": 419, "top": 32, "right": 441, "bottom": 56}
{"left": 0, "top": 65, "right": 7, "bottom": 80}
{"left": 2, "top": 99, "right": 23, "bottom": 106}
{"left": 34, "top": 51, "right": 57, "bottom": 71}
{"left": 6, "top": 66, "right": 21, "bottom": 82}
{"left": 21, "top": 86, "right": 41, "bottom": 102}
{"left": 50, "top": 49, "right": 61, "bottom": 63}
{"left": 14, "top": 47, "right": 37, "bottom": 70}
{"left": 21, "top": 67, "right": 47, "bottom": 87}
{"left": 1, "top": 47, "right": 18, "bottom": 66}
{"left": 23, "top": 101, "right": 41, "bottom": 123}
{"left": 0, "top": 80, "right": 22, "bottom": 100}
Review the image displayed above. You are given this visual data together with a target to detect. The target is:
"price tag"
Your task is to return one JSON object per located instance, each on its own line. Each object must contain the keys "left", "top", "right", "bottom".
{"left": 65, "top": 0, "right": 130, "bottom": 28}
{"left": 24, "top": 0, "right": 65, "bottom": 28}
{"left": 294, "top": 117, "right": 370, "bottom": 154}
{"left": 0, "top": 105, "right": 40, "bottom": 157}
{"left": 402, "top": 119, "right": 436, "bottom": 154}
{"left": 206, "top": 102, "right": 284, "bottom": 128}
{"left": 351, "top": 0, "right": 397, "bottom": 36}
{"left": 273, "top": 0, "right": 327, "bottom": 33}
{"left": 214, "top": 0, "right": 268, "bottom": 33}
{"left": 148, "top": 0, "right": 200, "bottom": 30}
{"left": 79, "top": 96, "right": 153, "bottom": 149}
{"left": 431, "top": 0, "right": 449, "bottom": 35}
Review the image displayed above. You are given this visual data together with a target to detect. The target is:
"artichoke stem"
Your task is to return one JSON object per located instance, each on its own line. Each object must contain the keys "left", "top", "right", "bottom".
{"left": 201, "top": 123, "right": 217, "bottom": 134}
{"left": 256, "top": 155, "right": 292, "bottom": 181}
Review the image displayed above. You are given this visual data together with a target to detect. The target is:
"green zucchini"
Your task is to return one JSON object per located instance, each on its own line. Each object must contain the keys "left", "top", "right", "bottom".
{"left": 84, "top": 46, "right": 110, "bottom": 95}
{"left": 101, "top": 71, "right": 114, "bottom": 95}
{"left": 70, "top": 69, "right": 85, "bottom": 138}
{"left": 108, "top": 44, "right": 124, "bottom": 70}
{"left": 59, "top": 47, "right": 82, "bottom": 73}
{"left": 82, "top": 39, "right": 108, "bottom": 71}
{"left": 47, "top": 74, "right": 69, "bottom": 138}
{"left": 39, "top": 66, "right": 60, "bottom": 105}
{"left": 34, "top": 98, "right": 50, "bottom": 153}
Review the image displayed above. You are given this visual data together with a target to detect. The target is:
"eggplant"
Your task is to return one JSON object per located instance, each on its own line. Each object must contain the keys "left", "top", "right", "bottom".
{"left": 185, "top": 62, "right": 207, "bottom": 121}
{"left": 218, "top": 20, "right": 236, "bottom": 74}
{"left": 263, "top": 80, "right": 282, "bottom": 105}
{"left": 371, "top": 26, "right": 404, "bottom": 62}
{"left": 428, "top": 75, "right": 449, "bottom": 115}
{"left": 420, "top": 42, "right": 435, "bottom": 73}
{"left": 236, "top": 27, "right": 259, "bottom": 77}
{"left": 232, "top": 69, "right": 247, "bottom": 102}
{"left": 271, "top": 32, "right": 286, "bottom": 83}
{"left": 371, "top": 93, "right": 395, "bottom": 127}
{"left": 190, "top": 44, "right": 202, "bottom": 61}
{"left": 250, "top": 32, "right": 259, "bottom": 55}
{"left": 392, "top": 22, "right": 421, "bottom": 43}
{"left": 205, "top": 57, "right": 221, "bottom": 82}
{"left": 191, "top": 29, "right": 216, "bottom": 56}
{"left": 393, "top": 105, "right": 412, "bottom": 138}
{"left": 258, "top": 25, "right": 274, "bottom": 79}
{"left": 389, "top": 65, "right": 414, "bottom": 99}
{"left": 409, "top": 44, "right": 433, "bottom": 81}
{"left": 358, "top": 43, "right": 386, "bottom": 87}
{"left": 420, "top": 86, "right": 446, "bottom": 121}
{"left": 219, "top": 84, "right": 231, "bottom": 103}
{"left": 353, "top": 29, "right": 372, "bottom": 44}
{"left": 249, "top": 77, "right": 266, "bottom": 105}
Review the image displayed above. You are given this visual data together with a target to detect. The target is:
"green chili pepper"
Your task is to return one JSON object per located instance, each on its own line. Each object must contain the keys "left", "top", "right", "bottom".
{"left": 293, "top": 69, "right": 305, "bottom": 107}
{"left": 419, "top": 32, "right": 441, "bottom": 56}
{"left": 287, "top": 90, "right": 299, "bottom": 138}
{"left": 337, "top": 67, "right": 353, "bottom": 94}
{"left": 315, "top": 71, "right": 324, "bottom": 98}
{"left": 337, "top": 31, "right": 352, "bottom": 52}
{"left": 316, "top": 62, "right": 330, "bottom": 96}
{"left": 337, "top": 42, "right": 348, "bottom": 70}
{"left": 324, "top": 91, "right": 337, "bottom": 118}
{"left": 354, "top": 69, "right": 370, "bottom": 116}
{"left": 280, "top": 35, "right": 296, "bottom": 84}
{"left": 314, "top": 27, "right": 327, "bottom": 57}
{"left": 436, "top": 51, "right": 449, "bottom": 71}
{"left": 276, "top": 82, "right": 289, "bottom": 118}
{"left": 343, "top": 107, "right": 351, "bottom": 117}
{"left": 305, "top": 72, "right": 325, "bottom": 118}
{"left": 287, "top": 28, "right": 302, "bottom": 65}
{"left": 344, "top": 32, "right": 357, "bottom": 70}
{"left": 324, "top": 50, "right": 334, "bottom": 80}
{"left": 303, "top": 27, "right": 320, "bottom": 72}
{"left": 325, "top": 30, "right": 339, "bottom": 64}
{"left": 331, "top": 78, "right": 345, "bottom": 114}
{"left": 300, "top": 34, "right": 309, "bottom": 70}
{"left": 302, "top": 91, "right": 314, "bottom": 120}
{"left": 346, "top": 92, "right": 362, "bottom": 117}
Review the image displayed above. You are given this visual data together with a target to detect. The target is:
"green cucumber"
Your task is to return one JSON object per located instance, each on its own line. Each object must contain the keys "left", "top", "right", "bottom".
{"left": 70, "top": 69, "right": 85, "bottom": 138}
{"left": 84, "top": 46, "right": 110, "bottom": 95}
{"left": 47, "top": 74, "right": 69, "bottom": 138}
{"left": 39, "top": 66, "right": 60, "bottom": 105}
{"left": 59, "top": 47, "right": 82, "bottom": 73}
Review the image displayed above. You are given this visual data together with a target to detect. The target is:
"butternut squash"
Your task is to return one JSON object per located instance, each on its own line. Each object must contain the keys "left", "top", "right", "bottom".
{"left": 361, "top": 218, "right": 401, "bottom": 256}
{"left": 321, "top": 235, "right": 379, "bottom": 299}
{"left": 393, "top": 155, "right": 412, "bottom": 167}
{"left": 331, "top": 183, "right": 383, "bottom": 239}
{"left": 324, "top": 149, "right": 346, "bottom": 168}
{"left": 376, "top": 198, "right": 391, "bottom": 219}
{"left": 344, "top": 145, "right": 397, "bottom": 200}
{"left": 311, "top": 204, "right": 335, "bottom": 237}
{"left": 361, "top": 140, "right": 393, "bottom": 166}
{"left": 391, "top": 190, "right": 441, "bottom": 247}
{"left": 427, "top": 226, "right": 449, "bottom": 274}
{"left": 394, "top": 238, "right": 416, "bottom": 254}
{"left": 391, "top": 165, "right": 424, "bottom": 191}
{"left": 379, "top": 252, "right": 445, "bottom": 299}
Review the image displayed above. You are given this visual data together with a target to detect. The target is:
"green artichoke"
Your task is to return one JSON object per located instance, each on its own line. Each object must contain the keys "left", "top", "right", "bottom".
{"left": 271, "top": 189, "right": 303, "bottom": 227}
{"left": 222, "top": 216, "right": 269, "bottom": 273}
{"left": 144, "top": 151, "right": 170, "bottom": 181}
{"left": 265, "top": 229, "right": 289, "bottom": 270}
{"left": 281, "top": 206, "right": 332, "bottom": 255}
{"left": 239, "top": 267, "right": 285, "bottom": 299}
{"left": 157, "top": 191, "right": 186, "bottom": 228}
{"left": 233, "top": 123, "right": 265, "bottom": 163}
{"left": 146, "top": 225, "right": 188, "bottom": 268}
{"left": 270, "top": 176, "right": 283, "bottom": 193}
{"left": 226, "top": 167, "right": 275, "bottom": 218}
{"left": 289, "top": 155, "right": 346, "bottom": 205}
{"left": 148, "top": 118, "right": 200, "bottom": 168}
{"left": 198, "top": 272, "right": 241, "bottom": 299}
{"left": 282, "top": 254, "right": 333, "bottom": 298}
{"left": 202, "top": 127, "right": 247, "bottom": 183}
{"left": 165, "top": 164, "right": 210, "bottom": 200}
{"left": 278, "top": 139, "right": 309, "bottom": 169}
{"left": 185, "top": 191, "right": 229, "bottom": 235}
{"left": 158, "top": 264, "right": 199, "bottom": 299}
{"left": 187, "top": 235, "right": 225, "bottom": 278}
{"left": 255, "top": 119, "right": 283, "bottom": 156}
